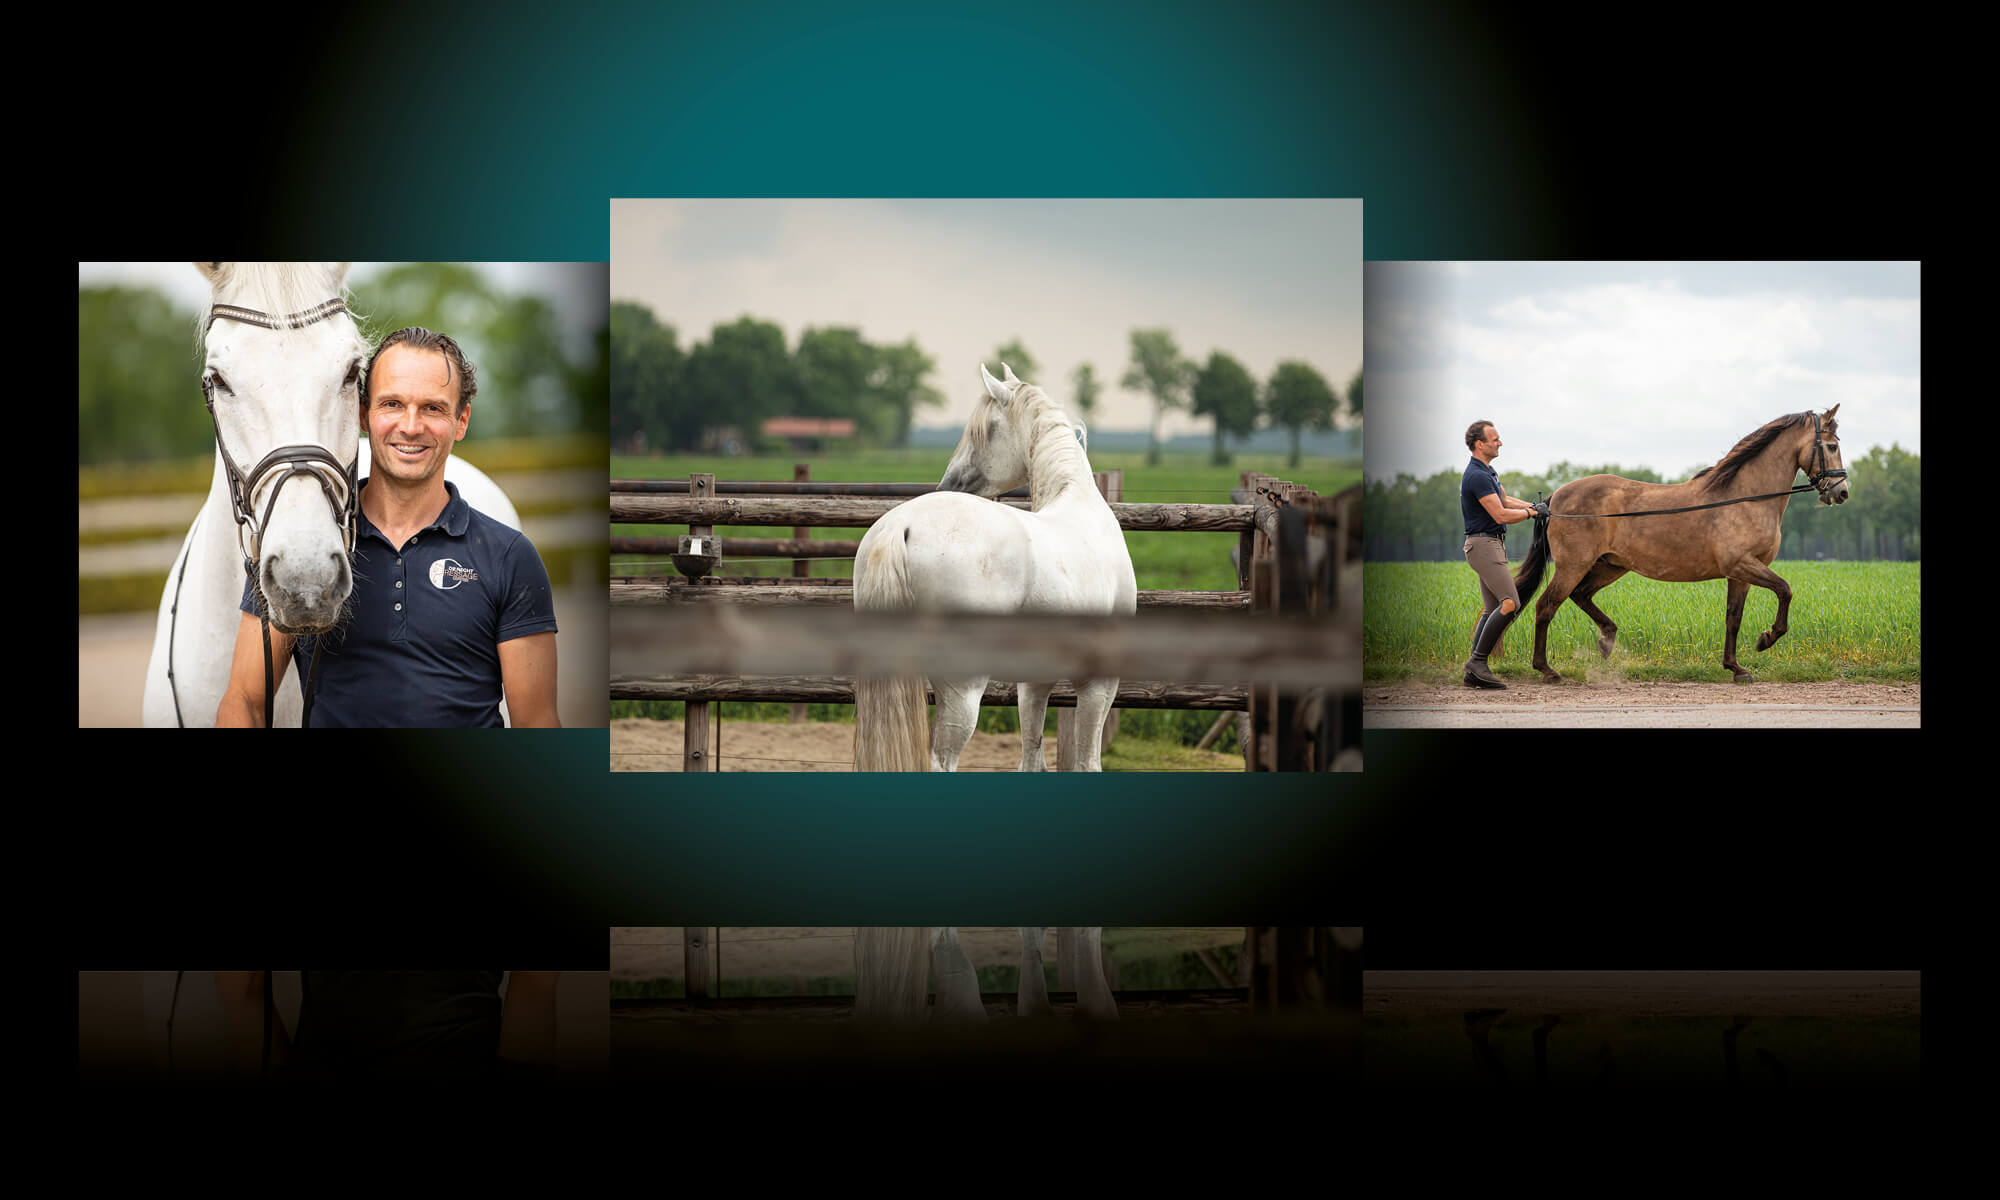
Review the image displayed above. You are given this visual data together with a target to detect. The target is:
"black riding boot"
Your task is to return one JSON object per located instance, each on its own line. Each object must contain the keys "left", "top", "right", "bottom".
{"left": 1464, "top": 604, "right": 1519, "bottom": 689}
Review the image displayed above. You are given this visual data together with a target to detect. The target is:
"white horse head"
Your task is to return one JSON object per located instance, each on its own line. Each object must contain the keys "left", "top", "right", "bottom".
{"left": 939, "top": 362, "right": 1048, "bottom": 498}
{"left": 195, "top": 262, "right": 366, "bottom": 632}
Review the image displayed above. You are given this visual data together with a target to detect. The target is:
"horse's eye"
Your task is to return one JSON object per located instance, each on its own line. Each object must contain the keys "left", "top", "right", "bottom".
{"left": 344, "top": 363, "right": 361, "bottom": 388}
{"left": 204, "top": 371, "right": 232, "bottom": 395}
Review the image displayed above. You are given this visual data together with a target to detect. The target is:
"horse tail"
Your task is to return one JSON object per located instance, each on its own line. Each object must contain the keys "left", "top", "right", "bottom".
{"left": 852, "top": 523, "right": 931, "bottom": 772}
{"left": 1513, "top": 513, "right": 1552, "bottom": 607}
{"left": 854, "top": 927, "right": 931, "bottom": 1021}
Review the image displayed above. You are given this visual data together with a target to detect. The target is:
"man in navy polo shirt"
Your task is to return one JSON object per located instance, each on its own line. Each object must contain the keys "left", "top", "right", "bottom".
{"left": 216, "top": 328, "right": 560, "bottom": 727}
{"left": 1460, "top": 419, "right": 1544, "bottom": 689}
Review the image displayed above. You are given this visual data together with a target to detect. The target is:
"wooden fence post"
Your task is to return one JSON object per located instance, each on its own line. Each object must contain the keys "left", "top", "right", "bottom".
{"left": 684, "top": 927, "right": 719, "bottom": 1000}
{"left": 685, "top": 473, "right": 716, "bottom": 771}
{"left": 790, "top": 463, "right": 811, "bottom": 725}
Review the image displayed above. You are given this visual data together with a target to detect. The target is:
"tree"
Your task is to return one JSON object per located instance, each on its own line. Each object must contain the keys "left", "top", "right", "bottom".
{"left": 678, "top": 317, "right": 798, "bottom": 450}
{"left": 990, "top": 338, "right": 1039, "bottom": 387}
{"left": 1264, "top": 360, "right": 1338, "bottom": 468}
{"left": 1071, "top": 362, "right": 1101, "bottom": 421}
{"left": 609, "top": 301, "right": 683, "bottom": 452}
{"left": 869, "top": 338, "right": 945, "bottom": 448}
{"left": 78, "top": 285, "right": 209, "bottom": 464}
{"left": 795, "top": 327, "right": 874, "bottom": 423}
{"left": 1191, "top": 351, "right": 1260, "bottom": 466}
{"left": 1122, "top": 328, "right": 1193, "bottom": 466}
{"left": 1346, "top": 367, "right": 1363, "bottom": 425}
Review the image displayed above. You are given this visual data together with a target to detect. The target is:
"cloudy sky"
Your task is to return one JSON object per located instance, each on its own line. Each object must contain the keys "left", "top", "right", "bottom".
{"left": 610, "top": 199, "right": 1363, "bottom": 437}
{"left": 1366, "top": 261, "right": 1921, "bottom": 482}
{"left": 77, "top": 263, "right": 605, "bottom": 361}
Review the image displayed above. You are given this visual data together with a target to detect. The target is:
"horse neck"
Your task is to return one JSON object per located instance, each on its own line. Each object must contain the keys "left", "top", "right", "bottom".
{"left": 1023, "top": 397, "right": 1095, "bottom": 512}
{"left": 1731, "top": 422, "right": 1812, "bottom": 497}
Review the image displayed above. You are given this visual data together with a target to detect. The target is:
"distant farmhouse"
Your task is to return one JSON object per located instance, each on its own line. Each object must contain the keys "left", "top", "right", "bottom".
{"left": 761, "top": 417, "right": 857, "bottom": 453}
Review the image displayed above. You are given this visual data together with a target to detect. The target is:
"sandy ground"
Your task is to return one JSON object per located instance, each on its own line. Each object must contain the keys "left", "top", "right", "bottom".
{"left": 1365, "top": 970, "right": 1920, "bottom": 1018}
{"left": 611, "top": 927, "right": 1246, "bottom": 982}
{"left": 1365, "top": 680, "right": 1920, "bottom": 729}
{"left": 613, "top": 718, "right": 1079, "bottom": 771}
{"left": 77, "top": 586, "right": 608, "bottom": 728}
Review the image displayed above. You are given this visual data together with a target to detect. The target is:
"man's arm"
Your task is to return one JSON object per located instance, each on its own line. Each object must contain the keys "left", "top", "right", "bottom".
{"left": 497, "top": 971, "right": 562, "bottom": 1069}
{"left": 498, "top": 632, "right": 560, "bottom": 727}
{"left": 1477, "top": 493, "right": 1537, "bottom": 525}
{"left": 215, "top": 612, "right": 296, "bottom": 727}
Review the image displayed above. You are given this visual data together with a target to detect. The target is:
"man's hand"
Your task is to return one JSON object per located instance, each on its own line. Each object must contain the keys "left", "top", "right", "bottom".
{"left": 1532, "top": 501, "right": 1551, "bottom": 518}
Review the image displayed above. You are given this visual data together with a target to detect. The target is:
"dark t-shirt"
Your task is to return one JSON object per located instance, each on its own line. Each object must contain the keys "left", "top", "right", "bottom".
{"left": 241, "top": 480, "right": 558, "bottom": 727}
{"left": 1461, "top": 456, "right": 1506, "bottom": 537}
{"left": 288, "top": 971, "right": 505, "bottom": 1080}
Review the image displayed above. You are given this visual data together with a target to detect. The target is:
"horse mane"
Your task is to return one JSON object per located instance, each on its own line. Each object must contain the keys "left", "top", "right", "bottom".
{"left": 1690, "top": 412, "right": 1811, "bottom": 491}
{"left": 197, "top": 263, "right": 356, "bottom": 353}
{"left": 1017, "top": 383, "right": 1091, "bottom": 508}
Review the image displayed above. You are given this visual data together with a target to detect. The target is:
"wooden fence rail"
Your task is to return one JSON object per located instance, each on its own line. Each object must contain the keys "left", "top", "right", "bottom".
{"left": 611, "top": 674, "right": 1251, "bottom": 709}
{"left": 611, "top": 494, "right": 1255, "bottom": 533}
{"left": 609, "top": 580, "right": 1251, "bottom": 610}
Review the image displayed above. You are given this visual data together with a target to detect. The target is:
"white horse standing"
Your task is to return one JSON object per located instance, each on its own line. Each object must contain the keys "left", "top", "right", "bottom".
{"left": 854, "top": 927, "right": 1117, "bottom": 1022}
{"left": 140, "top": 262, "right": 521, "bottom": 728}
{"left": 851, "top": 363, "right": 1137, "bottom": 771}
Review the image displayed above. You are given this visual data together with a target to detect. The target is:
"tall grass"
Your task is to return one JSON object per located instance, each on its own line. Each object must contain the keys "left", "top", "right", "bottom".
{"left": 1365, "top": 560, "right": 1921, "bottom": 682}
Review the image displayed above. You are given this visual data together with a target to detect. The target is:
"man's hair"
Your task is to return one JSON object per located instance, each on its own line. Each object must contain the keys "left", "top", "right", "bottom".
{"left": 1465, "top": 420, "right": 1494, "bottom": 452}
{"left": 364, "top": 327, "right": 478, "bottom": 416}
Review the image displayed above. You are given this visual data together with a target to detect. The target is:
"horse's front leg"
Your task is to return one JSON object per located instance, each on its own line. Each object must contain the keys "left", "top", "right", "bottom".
{"left": 1722, "top": 577, "right": 1753, "bottom": 682}
{"left": 1740, "top": 562, "right": 1793, "bottom": 653}
{"left": 1071, "top": 678, "right": 1120, "bottom": 772}
{"left": 929, "top": 676, "right": 989, "bottom": 772}
{"left": 1016, "top": 926, "right": 1052, "bottom": 1016}
{"left": 1015, "top": 682, "right": 1054, "bottom": 771}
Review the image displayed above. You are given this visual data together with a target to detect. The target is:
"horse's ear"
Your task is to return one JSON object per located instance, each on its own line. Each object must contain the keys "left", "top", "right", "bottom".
{"left": 1823, "top": 403, "right": 1840, "bottom": 422}
{"left": 195, "top": 262, "right": 226, "bottom": 284}
{"left": 981, "top": 362, "right": 1011, "bottom": 403}
{"left": 330, "top": 262, "right": 352, "bottom": 289}
{"left": 1002, "top": 362, "right": 1021, "bottom": 385}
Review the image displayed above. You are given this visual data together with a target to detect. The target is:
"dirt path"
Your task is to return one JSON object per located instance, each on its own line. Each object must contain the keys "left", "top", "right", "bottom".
{"left": 1366, "top": 970, "right": 1920, "bottom": 1018}
{"left": 614, "top": 717, "right": 1073, "bottom": 771}
{"left": 1365, "top": 680, "right": 1919, "bottom": 728}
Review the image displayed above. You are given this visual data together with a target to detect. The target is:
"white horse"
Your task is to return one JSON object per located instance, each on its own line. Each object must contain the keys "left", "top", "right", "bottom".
{"left": 140, "top": 262, "right": 521, "bottom": 728}
{"left": 854, "top": 927, "right": 1118, "bottom": 1022}
{"left": 851, "top": 363, "right": 1137, "bottom": 771}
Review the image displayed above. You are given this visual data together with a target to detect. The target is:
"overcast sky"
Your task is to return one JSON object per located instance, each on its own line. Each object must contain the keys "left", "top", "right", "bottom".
{"left": 1366, "top": 261, "right": 1921, "bottom": 482}
{"left": 77, "top": 263, "right": 605, "bottom": 362}
{"left": 610, "top": 199, "right": 1363, "bottom": 437}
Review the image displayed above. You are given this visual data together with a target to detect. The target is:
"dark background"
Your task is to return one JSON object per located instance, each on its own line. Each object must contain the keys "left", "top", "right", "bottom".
{"left": 72, "top": 0, "right": 1931, "bottom": 1074}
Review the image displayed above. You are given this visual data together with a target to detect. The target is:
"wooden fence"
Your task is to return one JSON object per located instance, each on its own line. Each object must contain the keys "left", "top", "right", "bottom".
{"left": 610, "top": 467, "right": 1360, "bottom": 770}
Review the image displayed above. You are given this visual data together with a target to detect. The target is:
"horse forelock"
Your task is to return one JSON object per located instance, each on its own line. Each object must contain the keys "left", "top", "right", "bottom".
{"left": 1694, "top": 412, "right": 1813, "bottom": 490}
{"left": 199, "top": 263, "right": 356, "bottom": 354}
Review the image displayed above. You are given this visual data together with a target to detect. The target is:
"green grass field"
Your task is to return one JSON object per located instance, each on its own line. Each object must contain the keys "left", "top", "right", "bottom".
{"left": 614, "top": 450, "right": 1358, "bottom": 746}
{"left": 1365, "top": 560, "right": 1921, "bottom": 683}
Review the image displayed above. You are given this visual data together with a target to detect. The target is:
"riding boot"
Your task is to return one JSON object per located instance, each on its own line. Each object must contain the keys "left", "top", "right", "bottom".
{"left": 1464, "top": 604, "right": 1520, "bottom": 689}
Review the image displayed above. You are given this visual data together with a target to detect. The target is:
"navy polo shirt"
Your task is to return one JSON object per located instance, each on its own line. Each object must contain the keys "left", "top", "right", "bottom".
{"left": 1461, "top": 456, "right": 1506, "bottom": 537}
{"left": 241, "top": 479, "right": 558, "bottom": 727}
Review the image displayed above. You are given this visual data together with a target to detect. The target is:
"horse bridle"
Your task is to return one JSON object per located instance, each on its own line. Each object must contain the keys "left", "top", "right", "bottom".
{"left": 179, "top": 298, "right": 359, "bottom": 728}
{"left": 1803, "top": 410, "right": 1847, "bottom": 498}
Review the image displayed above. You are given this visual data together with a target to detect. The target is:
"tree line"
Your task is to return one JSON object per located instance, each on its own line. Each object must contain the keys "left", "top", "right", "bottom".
{"left": 613, "top": 302, "right": 1361, "bottom": 465}
{"left": 78, "top": 264, "right": 608, "bottom": 465}
{"left": 1364, "top": 444, "right": 1921, "bottom": 562}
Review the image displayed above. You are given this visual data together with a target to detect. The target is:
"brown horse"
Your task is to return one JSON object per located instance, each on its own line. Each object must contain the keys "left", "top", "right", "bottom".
{"left": 1511, "top": 406, "right": 1850, "bottom": 683}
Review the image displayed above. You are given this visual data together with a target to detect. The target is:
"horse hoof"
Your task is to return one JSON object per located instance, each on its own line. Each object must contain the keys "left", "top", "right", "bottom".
{"left": 1732, "top": 672, "right": 1755, "bottom": 685}
{"left": 1755, "top": 632, "right": 1776, "bottom": 652}
{"left": 1598, "top": 637, "right": 1616, "bottom": 659}
{"left": 1539, "top": 671, "right": 1563, "bottom": 684}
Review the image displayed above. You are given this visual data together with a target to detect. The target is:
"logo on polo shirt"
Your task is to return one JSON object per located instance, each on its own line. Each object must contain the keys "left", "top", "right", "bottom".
{"left": 429, "top": 558, "right": 480, "bottom": 589}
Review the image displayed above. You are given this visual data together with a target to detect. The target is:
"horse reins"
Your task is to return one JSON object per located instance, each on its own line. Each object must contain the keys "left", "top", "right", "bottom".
{"left": 177, "top": 297, "right": 358, "bottom": 728}
{"left": 1539, "top": 412, "right": 1847, "bottom": 520}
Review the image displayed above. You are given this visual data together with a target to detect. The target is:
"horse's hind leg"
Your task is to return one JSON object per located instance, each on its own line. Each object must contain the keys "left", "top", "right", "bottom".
{"left": 1069, "top": 927, "right": 1119, "bottom": 1020}
{"left": 1532, "top": 556, "right": 1598, "bottom": 682}
{"left": 929, "top": 676, "right": 989, "bottom": 772}
{"left": 929, "top": 927, "right": 986, "bottom": 1022}
{"left": 1016, "top": 926, "right": 1052, "bottom": 1016}
{"left": 1570, "top": 561, "right": 1629, "bottom": 659}
{"left": 1070, "top": 678, "right": 1120, "bottom": 772}
{"left": 1722, "top": 578, "right": 1754, "bottom": 682}
{"left": 1015, "top": 681, "right": 1054, "bottom": 771}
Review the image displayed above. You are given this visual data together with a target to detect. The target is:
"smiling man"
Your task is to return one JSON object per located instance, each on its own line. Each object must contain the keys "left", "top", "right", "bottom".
{"left": 1459, "top": 419, "right": 1544, "bottom": 690}
{"left": 216, "top": 328, "right": 559, "bottom": 726}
